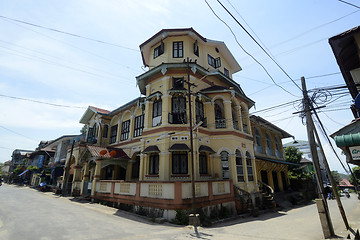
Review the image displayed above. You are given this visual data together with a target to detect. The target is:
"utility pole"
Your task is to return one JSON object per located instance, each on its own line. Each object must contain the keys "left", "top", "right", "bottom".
{"left": 301, "top": 76, "right": 335, "bottom": 238}
{"left": 312, "top": 120, "right": 349, "bottom": 230}
{"left": 185, "top": 58, "right": 199, "bottom": 227}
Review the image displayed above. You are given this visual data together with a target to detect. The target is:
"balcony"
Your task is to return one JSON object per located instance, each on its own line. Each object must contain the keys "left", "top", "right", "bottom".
{"left": 233, "top": 120, "right": 239, "bottom": 130}
{"left": 215, "top": 119, "right": 226, "bottom": 129}
{"left": 86, "top": 136, "right": 97, "bottom": 144}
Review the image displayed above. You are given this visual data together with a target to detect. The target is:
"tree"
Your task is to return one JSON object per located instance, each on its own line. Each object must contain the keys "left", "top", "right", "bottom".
{"left": 331, "top": 171, "right": 341, "bottom": 185}
{"left": 285, "top": 146, "right": 302, "bottom": 165}
{"left": 349, "top": 166, "right": 360, "bottom": 186}
{"left": 80, "top": 125, "right": 87, "bottom": 134}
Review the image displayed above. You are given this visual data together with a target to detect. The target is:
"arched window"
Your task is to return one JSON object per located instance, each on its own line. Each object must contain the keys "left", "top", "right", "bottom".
{"left": 274, "top": 137, "right": 281, "bottom": 158}
{"left": 236, "top": 150, "right": 244, "bottom": 182}
{"left": 246, "top": 152, "right": 253, "bottom": 181}
{"left": 220, "top": 151, "right": 230, "bottom": 179}
{"left": 255, "top": 128, "right": 263, "bottom": 153}
{"left": 195, "top": 99, "right": 205, "bottom": 127}
{"left": 215, "top": 100, "right": 225, "bottom": 129}
{"left": 241, "top": 107, "right": 248, "bottom": 133}
{"left": 170, "top": 96, "right": 186, "bottom": 124}
{"left": 265, "top": 133, "right": 273, "bottom": 155}
{"left": 87, "top": 124, "right": 97, "bottom": 143}
{"left": 102, "top": 125, "right": 108, "bottom": 138}
{"left": 232, "top": 102, "right": 239, "bottom": 130}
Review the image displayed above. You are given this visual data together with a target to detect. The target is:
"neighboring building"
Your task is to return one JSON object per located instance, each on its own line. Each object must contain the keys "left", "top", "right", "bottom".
{"left": 300, "top": 157, "right": 314, "bottom": 173}
{"left": 1, "top": 160, "right": 11, "bottom": 175}
{"left": 338, "top": 178, "right": 355, "bottom": 191}
{"left": 330, "top": 118, "right": 360, "bottom": 167}
{"left": 250, "top": 115, "right": 295, "bottom": 193}
{"left": 283, "top": 140, "right": 329, "bottom": 184}
{"left": 63, "top": 28, "right": 292, "bottom": 220}
{"left": 10, "top": 149, "right": 34, "bottom": 172}
{"left": 329, "top": 25, "right": 360, "bottom": 118}
{"left": 329, "top": 26, "right": 360, "bottom": 168}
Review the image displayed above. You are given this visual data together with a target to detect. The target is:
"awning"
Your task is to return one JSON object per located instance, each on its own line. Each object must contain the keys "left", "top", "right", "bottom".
{"left": 101, "top": 159, "right": 128, "bottom": 169}
{"left": 256, "top": 156, "right": 299, "bottom": 166}
{"left": 334, "top": 133, "right": 360, "bottom": 147}
{"left": 18, "top": 169, "right": 30, "bottom": 177}
{"left": 169, "top": 143, "right": 190, "bottom": 151}
{"left": 199, "top": 145, "right": 216, "bottom": 153}
{"left": 142, "top": 145, "right": 160, "bottom": 154}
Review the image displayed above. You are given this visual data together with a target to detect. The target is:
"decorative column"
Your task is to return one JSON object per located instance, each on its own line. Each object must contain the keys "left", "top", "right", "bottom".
{"left": 143, "top": 100, "right": 152, "bottom": 130}
{"left": 229, "top": 153, "right": 237, "bottom": 183}
{"left": 80, "top": 163, "right": 90, "bottom": 195}
{"left": 224, "top": 100, "right": 233, "bottom": 130}
{"left": 139, "top": 139, "right": 146, "bottom": 181}
{"left": 205, "top": 102, "right": 215, "bottom": 129}
{"left": 159, "top": 152, "right": 170, "bottom": 181}
{"left": 91, "top": 159, "right": 102, "bottom": 197}
{"left": 237, "top": 105, "right": 243, "bottom": 132}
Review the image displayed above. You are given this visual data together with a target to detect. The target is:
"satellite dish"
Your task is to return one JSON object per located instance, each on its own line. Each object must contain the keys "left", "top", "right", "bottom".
{"left": 355, "top": 93, "right": 360, "bottom": 109}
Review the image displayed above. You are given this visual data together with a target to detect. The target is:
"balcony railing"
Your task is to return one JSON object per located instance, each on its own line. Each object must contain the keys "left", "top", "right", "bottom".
{"left": 233, "top": 120, "right": 239, "bottom": 130}
{"left": 216, "top": 119, "right": 226, "bottom": 129}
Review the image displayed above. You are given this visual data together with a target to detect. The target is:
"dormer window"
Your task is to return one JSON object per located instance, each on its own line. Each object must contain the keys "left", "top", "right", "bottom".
{"left": 208, "top": 54, "right": 221, "bottom": 68}
{"left": 154, "top": 41, "right": 164, "bottom": 59}
{"left": 193, "top": 40, "right": 199, "bottom": 57}
{"left": 173, "top": 41, "right": 183, "bottom": 58}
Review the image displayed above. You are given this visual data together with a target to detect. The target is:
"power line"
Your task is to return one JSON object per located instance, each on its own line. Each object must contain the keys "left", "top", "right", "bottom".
{"left": 0, "top": 15, "right": 139, "bottom": 52}
{"left": 0, "top": 94, "right": 87, "bottom": 109}
{"left": 1, "top": 17, "right": 141, "bottom": 73}
{"left": 338, "top": 0, "right": 360, "bottom": 9}
{"left": 270, "top": 9, "right": 360, "bottom": 49}
{"left": 204, "top": 0, "right": 299, "bottom": 97}
{"left": 0, "top": 43, "right": 137, "bottom": 86}
{"left": 0, "top": 125, "right": 38, "bottom": 142}
{"left": 215, "top": 0, "right": 303, "bottom": 93}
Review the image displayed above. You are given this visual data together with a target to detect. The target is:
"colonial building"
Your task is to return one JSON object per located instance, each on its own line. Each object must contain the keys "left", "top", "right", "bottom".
{"left": 64, "top": 28, "right": 291, "bottom": 220}
{"left": 250, "top": 115, "right": 295, "bottom": 193}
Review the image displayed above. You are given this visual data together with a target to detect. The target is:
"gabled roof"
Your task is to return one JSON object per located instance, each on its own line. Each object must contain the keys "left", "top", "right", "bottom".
{"left": 79, "top": 106, "right": 110, "bottom": 124}
{"left": 250, "top": 115, "right": 293, "bottom": 139}
{"left": 139, "top": 28, "right": 241, "bottom": 73}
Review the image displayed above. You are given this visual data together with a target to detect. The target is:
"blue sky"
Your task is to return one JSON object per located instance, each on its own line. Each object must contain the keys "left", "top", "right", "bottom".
{"left": 0, "top": 0, "right": 358, "bottom": 173}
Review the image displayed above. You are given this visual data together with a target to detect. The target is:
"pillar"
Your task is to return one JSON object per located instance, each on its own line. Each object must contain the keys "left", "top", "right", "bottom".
{"left": 91, "top": 159, "right": 102, "bottom": 196}
{"left": 80, "top": 163, "right": 90, "bottom": 195}
{"left": 205, "top": 102, "right": 215, "bottom": 129}
{"left": 224, "top": 100, "right": 233, "bottom": 130}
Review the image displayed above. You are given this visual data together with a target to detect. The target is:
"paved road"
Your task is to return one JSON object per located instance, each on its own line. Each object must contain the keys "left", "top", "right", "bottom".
{"left": 0, "top": 184, "right": 359, "bottom": 239}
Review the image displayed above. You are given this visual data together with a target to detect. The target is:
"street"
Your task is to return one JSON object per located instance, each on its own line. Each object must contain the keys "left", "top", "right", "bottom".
{"left": 0, "top": 184, "right": 359, "bottom": 240}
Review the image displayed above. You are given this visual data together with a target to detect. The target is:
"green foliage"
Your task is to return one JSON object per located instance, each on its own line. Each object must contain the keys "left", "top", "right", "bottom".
{"left": 172, "top": 209, "right": 190, "bottom": 225}
{"left": 27, "top": 165, "right": 39, "bottom": 172}
{"left": 288, "top": 170, "right": 314, "bottom": 180}
{"left": 80, "top": 125, "right": 87, "bottom": 134}
{"left": 331, "top": 171, "right": 342, "bottom": 184}
{"left": 284, "top": 146, "right": 305, "bottom": 178}
{"left": 349, "top": 167, "right": 360, "bottom": 186}
{"left": 285, "top": 146, "right": 303, "bottom": 165}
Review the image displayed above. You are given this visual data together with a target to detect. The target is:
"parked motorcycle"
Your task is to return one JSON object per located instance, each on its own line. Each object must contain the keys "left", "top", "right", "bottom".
{"left": 39, "top": 182, "right": 49, "bottom": 192}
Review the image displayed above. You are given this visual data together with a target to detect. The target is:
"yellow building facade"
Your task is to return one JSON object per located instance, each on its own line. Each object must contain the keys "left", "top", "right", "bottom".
{"left": 63, "top": 28, "right": 292, "bottom": 219}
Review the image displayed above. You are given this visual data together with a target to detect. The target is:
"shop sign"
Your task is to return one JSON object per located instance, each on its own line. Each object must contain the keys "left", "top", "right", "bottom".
{"left": 350, "top": 146, "right": 360, "bottom": 161}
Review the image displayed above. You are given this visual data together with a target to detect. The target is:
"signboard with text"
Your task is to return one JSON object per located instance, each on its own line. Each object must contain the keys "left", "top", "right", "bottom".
{"left": 350, "top": 146, "right": 360, "bottom": 161}
{"left": 37, "top": 155, "right": 44, "bottom": 168}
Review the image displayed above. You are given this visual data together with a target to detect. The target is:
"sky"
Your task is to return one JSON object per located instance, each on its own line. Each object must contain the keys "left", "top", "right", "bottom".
{"left": 0, "top": 0, "right": 359, "bottom": 174}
